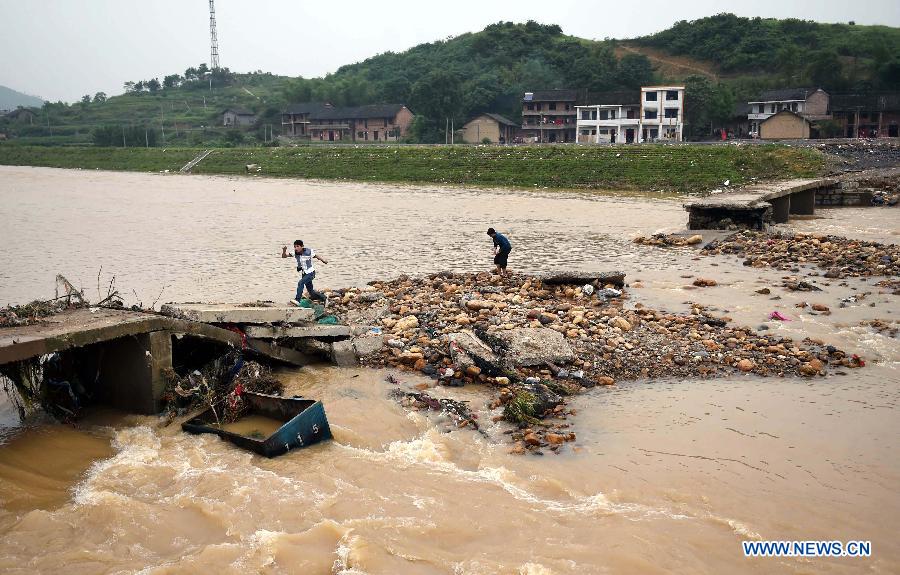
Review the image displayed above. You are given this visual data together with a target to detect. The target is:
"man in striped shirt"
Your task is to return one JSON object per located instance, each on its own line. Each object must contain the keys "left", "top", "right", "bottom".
{"left": 282, "top": 239, "right": 329, "bottom": 306}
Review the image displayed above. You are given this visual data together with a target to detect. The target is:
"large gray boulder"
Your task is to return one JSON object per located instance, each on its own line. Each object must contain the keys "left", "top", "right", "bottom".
{"left": 493, "top": 327, "right": 575, "bottom": 367}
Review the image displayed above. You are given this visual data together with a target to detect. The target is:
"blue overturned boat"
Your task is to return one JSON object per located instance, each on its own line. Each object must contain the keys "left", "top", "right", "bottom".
{"left": 182, "top": 392, "right": 332, "bottom": 457}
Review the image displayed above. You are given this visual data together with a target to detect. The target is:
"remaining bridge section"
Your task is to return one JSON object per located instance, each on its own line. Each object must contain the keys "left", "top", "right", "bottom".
{"left": 0, "top": 304, "right": 349, "bottom": 415}
{"left": 684, "top": 178, "right": 836, "bottom": 230}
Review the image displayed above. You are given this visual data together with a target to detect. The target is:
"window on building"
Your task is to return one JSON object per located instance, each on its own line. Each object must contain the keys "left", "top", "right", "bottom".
{"left": 581, "top": 110, "right": 591, "bottom": 120}
{"left": 591, "top": 129, "right": 596, "bottom": 135}
{"left": 791, "top": 103, "right": 797, "bottom": 112}
{"left": 758, "top": 105, "right": 765, "bottom": 114}
{"left": 364, "top": 119, "right": 368, "bottom": 128}
{"left": 565, "top": 104, "right": 571, "bottom": 110}
{"left": 527, "top": 103, "right": 535, "bottom": 110}
{"left": 644, "top": 110, "right": 658, "bottom": 120}
{"left": 357, "top": 131, "right": 363, "bottom": 138}
{"left": 610, "top": 110, "right": 617, "bottom": 119}
{"left": 581, "top": 129, "right": 590, "bottom": 135}
{"left": 666, "top": 90, "right": 679, "bottom": 100}
{"left": 645, "top": 92, "right": 657, "bottom": 101}
{"left": 599, "top": 110, "right": 608, "bottom": 120}
{"left": 549, "top": 102, "right": 557, "bottom": 111}
{"left": 664, "top": 108, "right": 678, "bottom": 119}
{"left": 770, "top": 104, "right": 776, "bottom": 113}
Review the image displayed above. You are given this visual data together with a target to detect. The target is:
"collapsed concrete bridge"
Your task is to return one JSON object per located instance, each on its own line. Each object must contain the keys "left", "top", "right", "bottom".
{"left": 0, "top": 304, "right": 351, "bottom": 415}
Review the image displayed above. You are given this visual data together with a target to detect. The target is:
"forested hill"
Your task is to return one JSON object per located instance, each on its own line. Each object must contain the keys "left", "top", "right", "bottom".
{"left": 634, "top": 14, "right": 900, "bottom": 90}
{"left": 282, "top": 21, "right": 655, "bottom": 141}
{"left": 4, "top": 16, "right": 898, "bottom": 145}
{"left": 282, "top": 16, "right": 899, "bottom": 141}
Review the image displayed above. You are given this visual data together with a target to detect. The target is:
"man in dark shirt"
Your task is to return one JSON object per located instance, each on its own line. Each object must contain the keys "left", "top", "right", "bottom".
{"left": 487, "top": 227, "right": 512, "bottom": 277}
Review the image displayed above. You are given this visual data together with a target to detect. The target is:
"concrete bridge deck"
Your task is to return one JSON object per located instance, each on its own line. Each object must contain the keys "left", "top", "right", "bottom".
{"left": 0, "top": 306, "right": 348, "bottom": 414}
{"left": 684, "top": 178, "right": 837, "bottom": 229}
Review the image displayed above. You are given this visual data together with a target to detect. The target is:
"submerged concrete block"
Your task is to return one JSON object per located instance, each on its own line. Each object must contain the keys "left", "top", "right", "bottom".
{"left": 244, "top": 324, "right": 350, "bottom": 339}
{"left": 160, "top": 303, "right": 313, "bottom": 324}
{"left": 330, "top": 340, "right": 358, "bottom": 367}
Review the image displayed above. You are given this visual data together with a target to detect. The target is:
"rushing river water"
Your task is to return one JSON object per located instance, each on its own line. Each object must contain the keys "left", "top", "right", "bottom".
{"left": 0, "top": 166, "right": 898, "bottom": 574}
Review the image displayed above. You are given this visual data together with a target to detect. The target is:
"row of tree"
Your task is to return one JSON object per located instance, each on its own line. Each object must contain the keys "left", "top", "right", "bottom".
{"left": 123, "top": 64, "right": 236, "bottom": 94}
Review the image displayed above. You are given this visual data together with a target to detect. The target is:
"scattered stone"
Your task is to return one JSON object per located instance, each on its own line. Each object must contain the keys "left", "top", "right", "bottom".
{"left": 693, "top": 278, "right": 718, "bottom": 287}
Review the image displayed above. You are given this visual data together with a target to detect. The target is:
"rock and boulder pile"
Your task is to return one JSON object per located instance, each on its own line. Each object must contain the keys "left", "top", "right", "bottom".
{"left": 702, "top": 231, "right": 899, "bottom": 278}
{"left": 324, "top": 271, "right": 861, "bottom": 453}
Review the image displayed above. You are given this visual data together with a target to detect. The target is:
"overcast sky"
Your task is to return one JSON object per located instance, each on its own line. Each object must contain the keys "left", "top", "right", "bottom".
{"left": 2, "top": 0, "right": 899, "bottom": 102}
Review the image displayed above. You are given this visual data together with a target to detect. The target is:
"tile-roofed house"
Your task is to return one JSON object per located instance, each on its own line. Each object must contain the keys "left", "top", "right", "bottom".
{"left": 460, "top": 112, "right": 520, "bottom": 144}
{"left": 522, "top": 90, "right": 577, "bottom": 143}
{"left": 281, "top": 102, "right": 333, "bottom": 137}
{"left": 304, "top": 104, "right": 414, "bottom": 142}
{"left": 829, "top": 92, "right": 900, "bottom": 138}
{"left": 222, "top": 108, "right": 257, "bottom": 127}
{"left": 746, "top": 88, "right": 829, "bottom": 136}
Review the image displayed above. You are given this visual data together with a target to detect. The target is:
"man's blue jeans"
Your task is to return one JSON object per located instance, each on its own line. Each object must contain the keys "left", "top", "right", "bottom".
{"left": 296, "top": 270, "right": 325, "bottom": 302}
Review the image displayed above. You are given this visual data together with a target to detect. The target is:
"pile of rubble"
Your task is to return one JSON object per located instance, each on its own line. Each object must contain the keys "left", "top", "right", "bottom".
{"left": 328, "top": 272, "right": 860, "bottom": 453}
{"left": 702, "top": 231, "right": 900, "bottom": 278}
{"left": 633, "top": 233, "right": 703, "bottom": 247}
{"left": 819, "top": 140, "right": 900, "bottom": 171}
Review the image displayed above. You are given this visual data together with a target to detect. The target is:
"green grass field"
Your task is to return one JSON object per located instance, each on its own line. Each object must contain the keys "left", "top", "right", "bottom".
{"left": 0, "top": 143, "right": 825, "bottom": 193}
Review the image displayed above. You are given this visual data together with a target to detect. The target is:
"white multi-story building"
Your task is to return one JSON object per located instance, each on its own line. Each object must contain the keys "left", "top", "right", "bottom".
{"left": 640, "top": 85, "right": 685, "bottom": 142}
{"left": 575, "top": 86, "right": 685, "bottom": 144}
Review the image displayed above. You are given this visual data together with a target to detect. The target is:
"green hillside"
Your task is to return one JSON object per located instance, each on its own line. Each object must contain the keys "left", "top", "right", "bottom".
{"left": 635, "top": 14, "right": 900, "bottom": 91}
{"left": 2, "top": 15, "right": 897, "bottom": 146}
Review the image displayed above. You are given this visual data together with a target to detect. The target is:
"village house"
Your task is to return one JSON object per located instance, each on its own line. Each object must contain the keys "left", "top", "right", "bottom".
{"left": 459, "top": 113, "right": 519, "bottom": 144}
{"left": 221, "top": 108, "right": 257, "bottom": 127}
{"left": 575, "top": 91, "right": 641, "bottom": 144}
{"left": 830, "top": 93, "right": 900, "bottom": 138}
{"left": 747, "top": 88, "right": 830, "bottom": 135}
{"left": 521, "top": 90, "right": 577, "bottom": 143}
{"left": 574, "top": 86, "right": 685, "bottom": 143}
{"left": 281, "top": 102, "right": 333, "bottom": 138}
{"left": 307, "top": 104, "right": 414, "bottom": 142}
{"left": 759, "top": 109, "right": 811, "bottom": 139}
{"left": 4, "top": 108, "right": 36, "bottom": 124}
{"left": 640, "top": 85, "right": 685, "bottom": 142}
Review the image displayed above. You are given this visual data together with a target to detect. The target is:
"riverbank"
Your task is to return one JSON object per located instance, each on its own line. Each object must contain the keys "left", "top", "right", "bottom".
{"left": 0, "top": 143, "right": 825, "bottom": 192}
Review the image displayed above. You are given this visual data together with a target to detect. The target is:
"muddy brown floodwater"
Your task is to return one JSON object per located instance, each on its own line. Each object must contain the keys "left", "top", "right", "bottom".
{"left": 0, "top": 166, "right": 898, "bottom": 574}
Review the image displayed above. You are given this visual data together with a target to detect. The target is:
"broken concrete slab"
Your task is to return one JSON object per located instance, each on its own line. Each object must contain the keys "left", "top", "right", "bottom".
{"left": 243, "top": 324, "right": 350, "bottom": 339}
{"left": 245, "top": 338, "right": 311, "bottom": 367}
{"left": 447, "top": 331, "right": 506, "bottom": 375}
{"left": 330, "top": 340, "right": 358, "bottom": 367}
{"left": 541, "top": 271, "right": 626, "bottom": 288}
{"left": 493, "top": 327, "right": 575, "bottom": 367}
{"left": 352, "top": 335, "right": 385, "bottom": 358}
{"left": 160, "top": 303, "right": 313, "bottom": 324}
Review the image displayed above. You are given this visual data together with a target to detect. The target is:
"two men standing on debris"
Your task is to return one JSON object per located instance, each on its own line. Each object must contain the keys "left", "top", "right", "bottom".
{"left": 282, "top": 229, "right": 511, "bottom": 304}
{"left": 282, "top": 240, "right": 328, "bottom": 306}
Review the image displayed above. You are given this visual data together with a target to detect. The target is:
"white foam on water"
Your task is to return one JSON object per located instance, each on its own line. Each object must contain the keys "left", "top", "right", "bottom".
{"left": 333, "top": 530, "right": 369, "bottom": 575}
{"left": 519, "top": 563, "right": 555, "bottom": 575}
{"left": 335, "top": 430, "right": 693, "bottom": 524}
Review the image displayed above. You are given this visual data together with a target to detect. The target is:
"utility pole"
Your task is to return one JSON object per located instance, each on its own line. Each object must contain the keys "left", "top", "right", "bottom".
{"left": 160, "top": 104, "right": 165, "bottom": 145}
{"left": 122, "top": 126, "right": 126, "bottom": 148}
{"left": 145, "top": 128, "right": 149, "bottom": 148}
{"left": 445, "top": 118, "right": 448, "bottom": 144}
{"left": 451, "top": 119, "right": 454, "bottom": 144}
